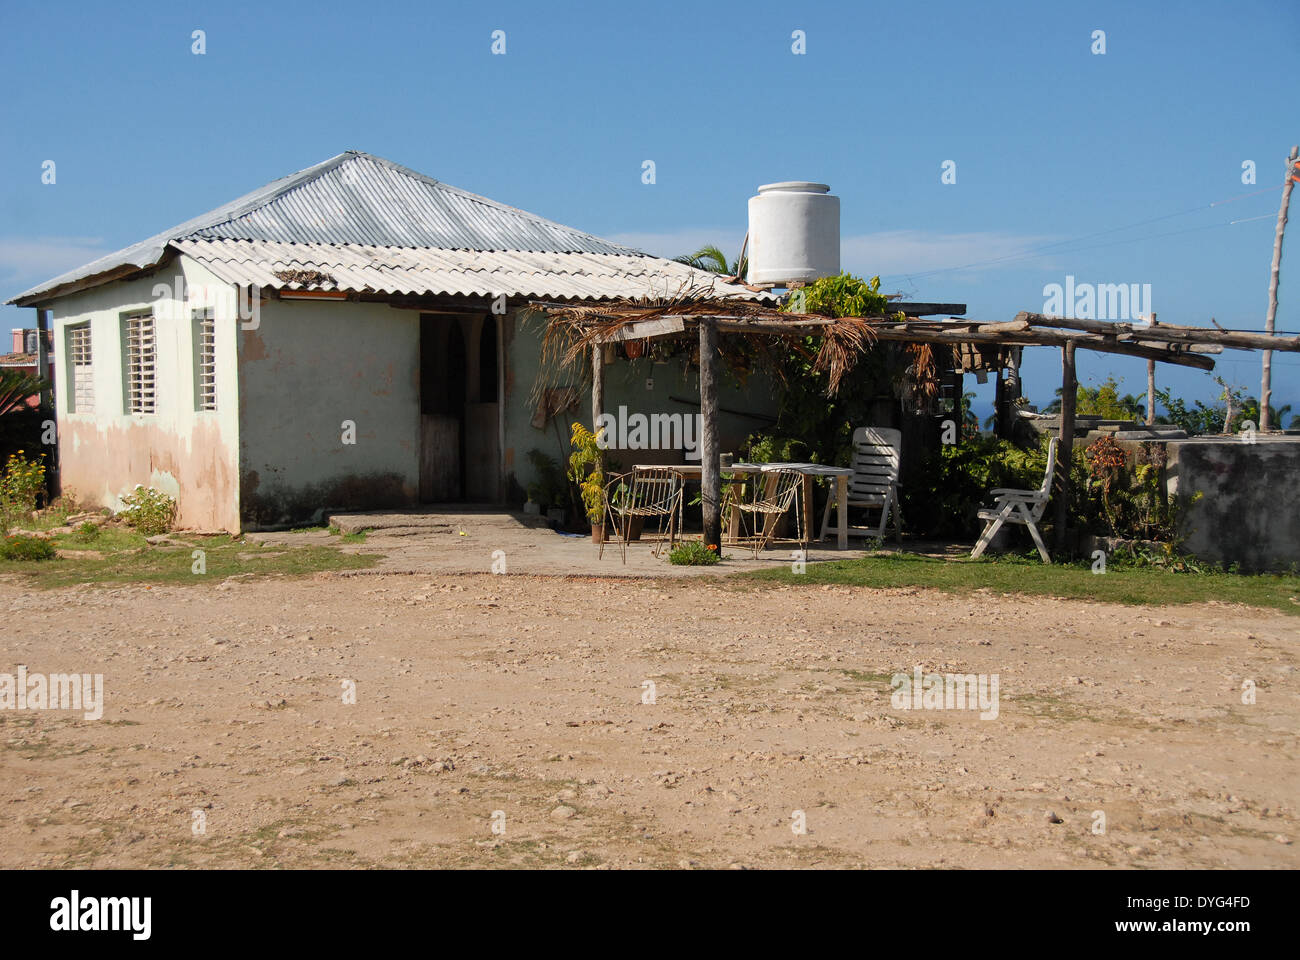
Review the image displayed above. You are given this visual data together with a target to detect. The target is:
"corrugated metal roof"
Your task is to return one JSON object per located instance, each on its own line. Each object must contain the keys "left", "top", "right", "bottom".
{"left": 10, "top": 151, "right": 722, "bottom": 305}
{"left": 171, "top": 239, "right": 767, "bottom": 302}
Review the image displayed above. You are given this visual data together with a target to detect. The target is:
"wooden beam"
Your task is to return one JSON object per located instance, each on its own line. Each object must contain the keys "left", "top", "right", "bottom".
{"left": 888, "top": 302, "right": 968, "bottom": 316}
{"left": 599, "top": 316, "right": 686, "bottom": 341}
{"left": 590, "top": 314, "right": 1217, "bottom": 368}
{"left": 977, "top": 319, "right": 1031, "bottom": 334}
{"left": 699, "top": 318, "right": 721, "bottom": 552}
{"left": 1017, "top": 312, "right": 1300, "bottom": 351}
{"left": 1054, "top": 342, "right": 1077, "bottom": 557}
{"left": 865, "top": 326, "right": 1217, "bottom": 369}
{"left": 10, "top": 263, "right": 145, "bottom": 307}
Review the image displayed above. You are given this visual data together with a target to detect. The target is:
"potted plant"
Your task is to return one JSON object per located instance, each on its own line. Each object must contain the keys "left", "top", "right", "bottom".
{"left": 523, "top": 483, "right": 542, "bottom": 515}
{"left": 568, "top": 422, "right": 606, "bottom": 542}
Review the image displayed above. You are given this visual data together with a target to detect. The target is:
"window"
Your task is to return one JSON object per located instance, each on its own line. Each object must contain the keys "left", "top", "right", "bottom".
{"left": 194, "top": 308, "right": 216, "bottom": 411}
{"left": 124, "top": 312, "right": 156, "bottom": 414}
{"left": 66, "top": 322, "right": 93, "bottom": 413}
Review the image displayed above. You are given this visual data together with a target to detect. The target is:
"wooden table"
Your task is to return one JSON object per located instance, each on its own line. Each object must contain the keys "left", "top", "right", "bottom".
{"left": 632, "top": 462, "right": 853, "bottom": 550}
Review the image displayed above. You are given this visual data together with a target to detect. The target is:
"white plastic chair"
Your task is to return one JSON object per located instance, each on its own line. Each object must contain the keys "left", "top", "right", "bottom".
{"left": 819, "top": 427, "right": 902, "bottom": 543}
{"left": 970, "top": 437, "right": 1058, "bottom": 564}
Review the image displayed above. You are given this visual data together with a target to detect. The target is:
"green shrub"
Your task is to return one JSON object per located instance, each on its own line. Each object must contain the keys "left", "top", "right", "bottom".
{"left": 525, "top": 449, "right": 568, "bottom": 510}
{"left": 72, "top": 521, "right": 101, "bottom": 543}
{"left": 901, "top": 435, "right": 1052, "bottom": 539}
{"left": 1, "top": 450, "right": 47, "bottom": 529}
{"left": 118, "top": 486, "right": 177, "bottom": 536}
{"left": 0, "top": 533, "right": 56, "bottom": 561}
{"left": 668, "top": 540, "right": 722, "bottom": 565}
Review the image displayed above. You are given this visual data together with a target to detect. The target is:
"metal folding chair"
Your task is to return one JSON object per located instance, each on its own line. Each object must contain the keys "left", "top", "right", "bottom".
{"left": 600, "top": 467, "right": 684, "bottom": 563}
{"left": 734, "top": 468, "right": 805, "bottom": 558}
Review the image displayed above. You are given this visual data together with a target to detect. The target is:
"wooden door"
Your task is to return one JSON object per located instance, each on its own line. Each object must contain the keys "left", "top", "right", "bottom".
{"left": 420, "top": 414, "right": 460, "bottom": 502}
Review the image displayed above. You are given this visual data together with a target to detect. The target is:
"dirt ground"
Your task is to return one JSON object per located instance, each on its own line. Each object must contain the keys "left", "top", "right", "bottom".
{"left": 2, "top": 567, "right": 1297, "bottom": 869}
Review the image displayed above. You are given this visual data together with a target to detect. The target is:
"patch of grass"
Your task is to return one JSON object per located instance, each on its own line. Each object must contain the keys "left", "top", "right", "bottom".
{"left": 735, "top": 552, "right": 1300, "bottom": 616}
{"left": 0, "top": 533, "right": 378, "bottom": 589}
{"left": 325, "top": 526, "right": 366, "bottom": 541}
{"left": 52, "top": 524, "right": 147, "bottom": 552}
{"left": 0, "top": 534, "right": 56, "bottom": 561}
{"left": 1006, "top": 693, "right": 1104, "bottom": 725}
{"left": 14, "top": 512, "right": 74, "bottom": 532}
{"left": 837, "top": 668, "right": 897, "bottom": 687}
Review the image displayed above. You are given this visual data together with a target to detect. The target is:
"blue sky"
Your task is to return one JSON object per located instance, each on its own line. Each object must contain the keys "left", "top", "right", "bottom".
{"left": 2, "top": 0, "right": 1297, "bottom": 419}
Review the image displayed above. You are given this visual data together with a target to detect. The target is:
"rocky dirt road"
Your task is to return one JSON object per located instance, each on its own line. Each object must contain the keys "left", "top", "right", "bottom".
{"left": 2, "top": 572, "right": 1296, "bottom": 868}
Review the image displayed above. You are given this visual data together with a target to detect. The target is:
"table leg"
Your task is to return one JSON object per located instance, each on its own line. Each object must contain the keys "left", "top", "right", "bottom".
{"left": 801, "top": 476, "right": 814, "bottom": 545}
{"left": 836, "top": 475, "right": 848, "bottom": 550}
{"left": 758, "top": 474, "right": 779, "bottom": 549}
{"left": 727, "top": 490, "right": 740, "bottom": 544}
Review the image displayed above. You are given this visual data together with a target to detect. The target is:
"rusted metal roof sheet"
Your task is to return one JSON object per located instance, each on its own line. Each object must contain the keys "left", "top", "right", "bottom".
{"left": 171, "top": 238, "right": 768, "bottom": 302}
{"left": 10, "top": 151, "right": 747, "bottom": 305}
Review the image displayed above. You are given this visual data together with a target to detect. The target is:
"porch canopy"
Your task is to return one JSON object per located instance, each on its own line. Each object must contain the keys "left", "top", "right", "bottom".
{"left": 531, "top": 290, "right": 1300, "bottom": 553}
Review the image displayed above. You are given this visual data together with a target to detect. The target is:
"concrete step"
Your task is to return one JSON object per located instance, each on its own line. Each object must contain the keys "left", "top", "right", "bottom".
{"left": 328, "top": 510, "right": 548, "bottom": 535}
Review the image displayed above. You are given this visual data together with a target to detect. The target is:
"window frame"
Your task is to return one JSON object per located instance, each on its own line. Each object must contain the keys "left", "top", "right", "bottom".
{"left": 65, "top": 321, "right": 93, "bottom": 414}
{"left": 122, "top": 311, "right": 157, "bottom": 416}
{"left": 193, "top": 307, "right": 216, "bottom": 412}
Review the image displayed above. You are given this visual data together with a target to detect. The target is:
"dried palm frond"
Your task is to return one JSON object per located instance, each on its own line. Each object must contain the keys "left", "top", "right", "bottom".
{"left": 813, "top": 315, "right": 878, "bottom": 394}
{"left": 907, "top": 342, "right": 939, "bottom": 403}
{"left": 529, "top": 289, "right": 890, "bottom": 404}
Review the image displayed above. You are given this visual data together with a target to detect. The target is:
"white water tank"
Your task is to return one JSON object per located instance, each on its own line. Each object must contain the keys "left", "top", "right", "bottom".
{"left": 746, "top": 181, "right": 840, "bottom": 285}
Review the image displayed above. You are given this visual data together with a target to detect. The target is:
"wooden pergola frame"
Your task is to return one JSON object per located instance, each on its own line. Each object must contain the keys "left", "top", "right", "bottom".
{"left": 531, "top": 298, "right": 1300, "bottom": 555}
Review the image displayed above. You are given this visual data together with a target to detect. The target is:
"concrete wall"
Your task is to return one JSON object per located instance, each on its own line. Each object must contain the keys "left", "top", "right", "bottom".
{"left": 46, "top": 256, "right": 241, "bottom": 531}
{"left": 1169, "top": 436, "right": 1300, "bottom": 572}
{"left": 501, "top": 308, "right": 780, "bottom": 505}
{"left": 237, "top": 298, "right": 420, "bottom": 527}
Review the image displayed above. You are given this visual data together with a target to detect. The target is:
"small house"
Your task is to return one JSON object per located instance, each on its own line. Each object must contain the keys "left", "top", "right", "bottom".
{"left": 8, "top": 151, "right": 769, "bottom": 530}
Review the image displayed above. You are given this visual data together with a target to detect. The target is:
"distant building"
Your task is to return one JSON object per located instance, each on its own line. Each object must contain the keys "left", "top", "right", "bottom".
{"left": 0, "top": 327, "right": 53, "bottom": 407}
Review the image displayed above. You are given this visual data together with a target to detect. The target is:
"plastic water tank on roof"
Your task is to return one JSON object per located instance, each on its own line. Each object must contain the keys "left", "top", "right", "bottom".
{"left": 746, "top": 181, "right": 840, "bottom": 285}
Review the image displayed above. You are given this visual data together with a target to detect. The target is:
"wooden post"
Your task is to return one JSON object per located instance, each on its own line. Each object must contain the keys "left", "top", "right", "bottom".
{"left": 36, "top": 307, "right": 55, "bottom": 490}
{"left": 993, "top": 366, "right": 1004, "bottom": 438}
{"left": 698, "top": 318, "right": 721, "bottom": 551}
{"left": 1262, "top": 145, "right": 1299, "bottom": 432}
{"left": 1145, "top": 312, "right": 1157, "bottom": 425}
{"left": 590, "top": 342, "right": 604, "bottom": 462}
{"left": 1054, "top": 342, "right": 1077, "bottom": 556}
{"left": 35, "top": 307, "right": 52, "bottom": 409}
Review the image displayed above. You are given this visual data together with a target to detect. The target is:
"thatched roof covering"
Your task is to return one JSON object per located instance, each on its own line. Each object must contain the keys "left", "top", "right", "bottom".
{"left": 531, "top": 291, "right": 1300, "bottom": 386}
{"left": 531, "top": 287, "right": 888, "bottom": 394}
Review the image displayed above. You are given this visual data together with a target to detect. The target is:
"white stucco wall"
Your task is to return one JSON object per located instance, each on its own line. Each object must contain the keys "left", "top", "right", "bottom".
{"left": 45, "top": 255, "right": 241, "bottom": 531}
{"left": 236, "top": 298, "right": 420, "bottom": 527}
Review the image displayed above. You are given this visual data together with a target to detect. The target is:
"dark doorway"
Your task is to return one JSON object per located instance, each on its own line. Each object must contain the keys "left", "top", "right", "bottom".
{"left": 479, "top": 319, "right": 498, "bottom": 402}
{"left": 465, "top": 318, "right": 502, "bottom": 501}
{"left": 418, "top": 315, "right": 468, "bottom": 501}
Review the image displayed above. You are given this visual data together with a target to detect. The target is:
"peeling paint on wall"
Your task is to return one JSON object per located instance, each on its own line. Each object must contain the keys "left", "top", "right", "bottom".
{"left": 47, "top": 256, "right": 241, "bottom": 532}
